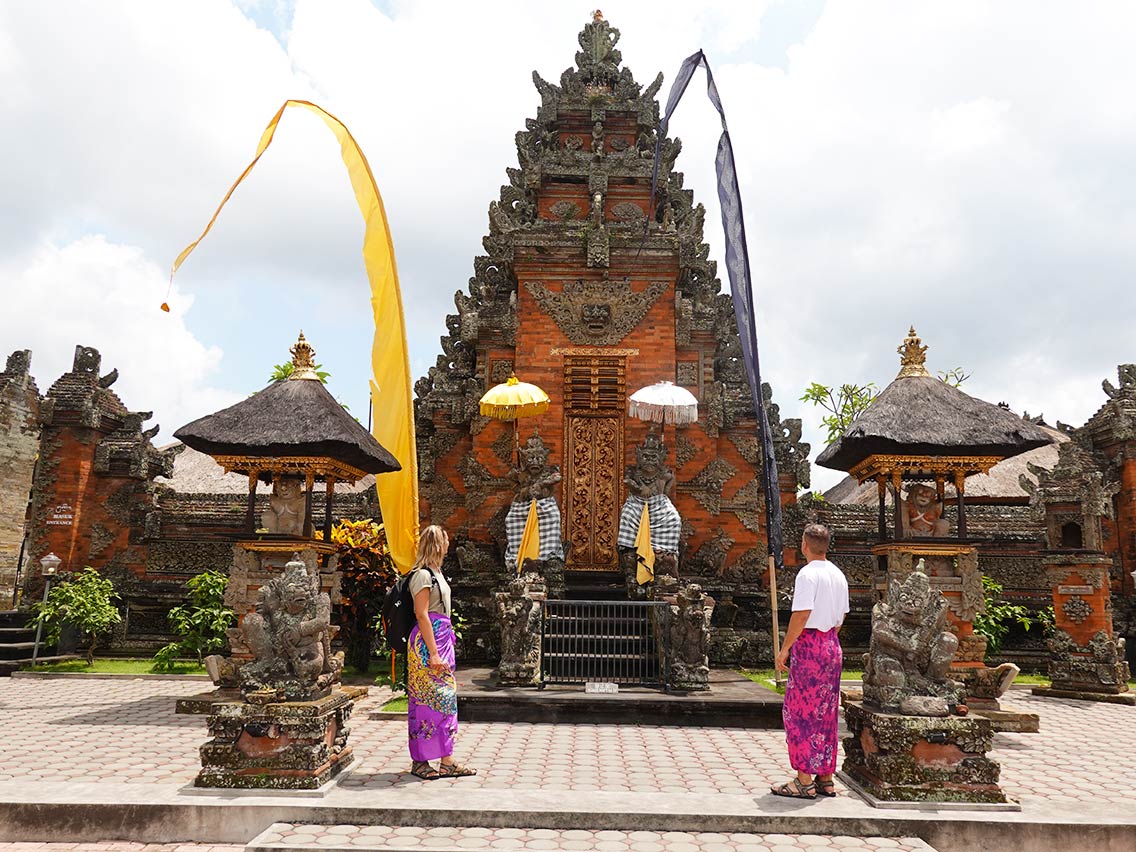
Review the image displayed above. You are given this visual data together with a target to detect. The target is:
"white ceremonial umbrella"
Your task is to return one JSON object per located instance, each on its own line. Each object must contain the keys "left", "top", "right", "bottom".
{"left": 628, "top": 380, "right": 698, "bottom": 445}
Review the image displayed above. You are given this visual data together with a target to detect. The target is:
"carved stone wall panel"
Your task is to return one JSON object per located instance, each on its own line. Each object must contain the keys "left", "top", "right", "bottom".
{"left": 676, "top": 360, "right": 699, "bottom": 387}
{"left": 525, "top": 279, "right": 667, "bottom": 346}
{"left": 684, "top": 457, "right": 738, "bottom": 515}
{"left": 674, "top": 434, "right": 698, "bottom": 470}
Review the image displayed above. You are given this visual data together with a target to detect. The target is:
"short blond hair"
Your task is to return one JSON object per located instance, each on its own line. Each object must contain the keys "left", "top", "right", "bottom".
{"left": 414, "top": 524, "right": 450, "bottom": 569}
{"left": 802, "top": 523, "right": 831, "bottom": 553}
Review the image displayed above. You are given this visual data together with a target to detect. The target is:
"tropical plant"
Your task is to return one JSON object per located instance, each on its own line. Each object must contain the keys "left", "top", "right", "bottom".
{"left": 152, "top": 570, "right": 236, "bottom": 671}
{"left": 269, "top": 361, "right": 330, "bottom": 384}
{"left": 800, "top": 382, "right": 879, "bottom": 445}
{"left": 333, "top": 519, "right": 400, "bottom": 672}
{"left": 973, "top": 575, "right": 1037, "bottom": 657}
{"left": 31, "top": 566, "right": 121, "bottom": 664}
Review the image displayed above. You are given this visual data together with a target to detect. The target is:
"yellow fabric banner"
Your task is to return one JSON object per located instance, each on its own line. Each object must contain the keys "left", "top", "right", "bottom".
{"left": 168, "top": 100, "right": 419, "bottom": 572}
{"left": 635, "top": 501, "right": 655, "bottom": 585}
{"left": 516, "top": 498, "right": 540, "bottom": 574}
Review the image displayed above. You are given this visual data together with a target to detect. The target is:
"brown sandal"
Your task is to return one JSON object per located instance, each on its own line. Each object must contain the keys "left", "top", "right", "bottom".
{"left": 814, "top": 777, "right": 836, "bottom": 797}
{"left": 438, "top": 761, "right": 477, "bottom": 778}
{"left": 411, "top": 760, "right": 440, "bottom": 780}
{"left": 771, "top": 777, "right": 816, "bottom": 799}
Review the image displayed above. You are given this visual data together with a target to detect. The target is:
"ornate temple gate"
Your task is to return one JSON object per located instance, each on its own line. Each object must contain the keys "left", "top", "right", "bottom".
{"left": 563, "top": 356, "right": 625, "bottom": 571}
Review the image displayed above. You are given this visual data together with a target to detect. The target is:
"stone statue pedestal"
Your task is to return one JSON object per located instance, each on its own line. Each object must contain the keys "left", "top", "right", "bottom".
{"left": 194, "top": 686, "right": 364, "bottom": 790}
{"left": 1033, "top": 555, "right": 1134, "bottom": 705}
{"left": 841, "top": 701, "right": 1013, "bottom": 807}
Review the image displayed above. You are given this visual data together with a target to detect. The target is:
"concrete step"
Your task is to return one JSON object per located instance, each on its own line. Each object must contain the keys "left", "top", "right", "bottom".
{"left": 0, "top": 654, "right": 80, "bottom": 676}
{"left": 247, "top": 823, "right": 938, "bottom": 852}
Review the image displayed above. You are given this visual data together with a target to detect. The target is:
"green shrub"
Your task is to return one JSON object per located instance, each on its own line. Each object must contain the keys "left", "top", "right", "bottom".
{"left": 152, "top": 570, "right": 235, "bottom": 671}
{"left": 973, "top": 575, "right": 1037, "bottom": 657}
{"left": 32, "top": 566, "right": 121, "bottom": 664}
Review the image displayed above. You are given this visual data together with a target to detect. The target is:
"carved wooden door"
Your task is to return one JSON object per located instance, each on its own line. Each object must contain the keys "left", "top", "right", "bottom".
{"left": 563, "top": 356, "right": 626, "bottom": 571}
{"left": 565, "top": 416, "right": 622, "bottom": 570}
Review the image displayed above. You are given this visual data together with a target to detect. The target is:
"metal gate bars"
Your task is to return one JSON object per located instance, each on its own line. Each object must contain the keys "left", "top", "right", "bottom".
{"left": 540, "top": 599, "right": 671, "bottom": 688}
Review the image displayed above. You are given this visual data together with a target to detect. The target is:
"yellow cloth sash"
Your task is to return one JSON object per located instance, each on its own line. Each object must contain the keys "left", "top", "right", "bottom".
{"left": 168, "top": 100, "right": 419, "bottom": 572}
{"left": 635, "top": 501, "right": 655, "bottom": 584}
{"left": 517, "top": 498, "right": 540, "bottom": 574}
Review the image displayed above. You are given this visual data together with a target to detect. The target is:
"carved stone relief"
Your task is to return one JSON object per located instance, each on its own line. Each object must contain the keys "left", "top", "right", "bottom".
{"left": 524, "top": 279, "right": 667, "bottom": 346}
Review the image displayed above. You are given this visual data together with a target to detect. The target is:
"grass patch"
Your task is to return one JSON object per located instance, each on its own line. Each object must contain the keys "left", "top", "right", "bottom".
{"left": 739, "top": 668, "right": 865, "bottom": 696}
{"left": 26, "top": 657, "right": 207, "bottom": 675}
{"left": 1011, "top": 672, "right": 1136, "bottom": 690}
{"left": 380, "top": 695, "right": 408, "bottom": 713}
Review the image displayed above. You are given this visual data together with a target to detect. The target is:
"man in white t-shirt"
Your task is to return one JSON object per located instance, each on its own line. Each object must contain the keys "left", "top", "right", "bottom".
{"left": 771, "top": 523, "right": 850, "bottom": 799}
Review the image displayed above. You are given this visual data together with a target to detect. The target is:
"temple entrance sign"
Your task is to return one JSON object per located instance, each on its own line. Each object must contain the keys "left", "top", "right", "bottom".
{"left": 563, "top": 355, "right": 625, "bottom": 571}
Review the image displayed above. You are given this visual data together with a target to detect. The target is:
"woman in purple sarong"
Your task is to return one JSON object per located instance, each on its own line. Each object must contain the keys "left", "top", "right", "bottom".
{"left": 772, "top": 523, "right": 849, "bottom": 799}
{"left": 406, "top": 525, "right": 477, "bottom": 780}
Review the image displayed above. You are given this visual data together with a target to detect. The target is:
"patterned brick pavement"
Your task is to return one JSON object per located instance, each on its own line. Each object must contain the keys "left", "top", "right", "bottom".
{"left": 0, "top": 677, "right": 1132, "bottom": 808}
{"left": 246, "top": 824, "right": 936, "bottom": 852}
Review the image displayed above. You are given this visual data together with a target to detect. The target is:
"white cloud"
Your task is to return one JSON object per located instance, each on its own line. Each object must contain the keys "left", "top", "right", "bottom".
{"left": 0, "top": 236, "right": 241, "bottom": 436}
{"left": 1, "top": 0, "right": 1134, "bottom": 497}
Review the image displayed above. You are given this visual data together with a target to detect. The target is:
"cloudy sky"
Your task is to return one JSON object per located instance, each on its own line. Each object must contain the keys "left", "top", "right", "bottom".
{"left": 2, "top": 0, "right": 1134, "bottom": 493}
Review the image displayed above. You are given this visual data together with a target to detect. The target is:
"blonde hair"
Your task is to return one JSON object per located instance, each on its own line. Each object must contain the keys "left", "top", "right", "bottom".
{"left": 414, "top": 524, "right": 450, "bottom": 569}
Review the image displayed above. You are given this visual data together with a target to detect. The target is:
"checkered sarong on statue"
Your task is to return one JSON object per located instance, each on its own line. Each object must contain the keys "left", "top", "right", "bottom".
{"left": 504, "top": 497, "right": 565, "bottom": 564}
{"left": 618, "top": 494, "right": 681, "bottom": 552}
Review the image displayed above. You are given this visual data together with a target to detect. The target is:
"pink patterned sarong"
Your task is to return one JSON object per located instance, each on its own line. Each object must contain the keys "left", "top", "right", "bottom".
{"left": 782, "top": 627, "right": 843, "bottom": 774}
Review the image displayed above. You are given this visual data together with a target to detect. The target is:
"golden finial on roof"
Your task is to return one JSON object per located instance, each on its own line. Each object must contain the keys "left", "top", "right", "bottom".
{"left": 289, "top": 331, "right": 320, "bottom": 381}
{"left": 896, "top": 326, "right": 931, "bottom": 379}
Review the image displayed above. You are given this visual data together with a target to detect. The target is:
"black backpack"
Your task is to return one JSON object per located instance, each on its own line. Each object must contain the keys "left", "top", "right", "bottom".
{"left": 381, "top": 567, "right": 437, "bottom": 654}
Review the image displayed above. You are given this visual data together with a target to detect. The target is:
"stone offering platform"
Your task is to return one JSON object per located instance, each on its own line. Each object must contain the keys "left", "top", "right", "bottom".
{"left": 1, "top": 676, "right": 1134, "bottom": 852}
{"left": 437, "top": 667, "right": 785, "bottom": 728}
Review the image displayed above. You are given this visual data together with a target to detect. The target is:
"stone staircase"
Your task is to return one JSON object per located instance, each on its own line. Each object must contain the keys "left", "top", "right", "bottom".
{"left": 0, "top": 609, "right": 77, "bottom": 675}
{"left": 246, "top": 823, "right": 938, "bottom": 852}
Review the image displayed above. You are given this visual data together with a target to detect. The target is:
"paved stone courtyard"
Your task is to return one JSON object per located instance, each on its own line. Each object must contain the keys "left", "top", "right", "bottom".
{"left": 0, "top": 676, "right": 1134, "bottom": 851}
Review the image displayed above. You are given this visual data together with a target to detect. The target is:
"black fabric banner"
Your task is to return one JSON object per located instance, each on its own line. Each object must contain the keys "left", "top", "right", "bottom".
{"left": 651, "top": 51, "right": 785, "bottom": 571}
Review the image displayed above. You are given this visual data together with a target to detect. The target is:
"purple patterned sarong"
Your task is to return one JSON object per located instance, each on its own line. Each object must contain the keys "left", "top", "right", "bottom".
{"left": 782, "top": 627, "right": 842, "bottom": 774}
{"left": 407, "top": 615, "right": 458, "bottom": 761}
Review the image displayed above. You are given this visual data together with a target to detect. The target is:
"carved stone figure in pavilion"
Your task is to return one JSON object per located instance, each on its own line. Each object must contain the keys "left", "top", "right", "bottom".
{"left": 899, "top": 483, "right": 949, "bottom": 538}
{"left": 261, "top": 474, "right": 306, "bottom": 535}
{"left": 862, "top": 567, "right": 964, "bottom": 715}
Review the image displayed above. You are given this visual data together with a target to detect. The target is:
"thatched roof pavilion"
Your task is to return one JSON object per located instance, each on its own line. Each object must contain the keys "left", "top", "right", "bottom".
{"left": 173, "top": 332, "right": 398, "bottom": 537}
{"left": 817, "top": 328, "right": 1054, "bottom": 539}
{"left": 817, "top": 328, "right": 1052, "bottom": 478}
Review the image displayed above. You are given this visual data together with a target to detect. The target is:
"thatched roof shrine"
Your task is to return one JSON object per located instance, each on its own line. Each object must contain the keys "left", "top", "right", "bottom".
{"left": 174, "top": 333, "right": 399, "bottom": 483}
{"left": 817, "top": 328, "right": 1053, "bottom": 478}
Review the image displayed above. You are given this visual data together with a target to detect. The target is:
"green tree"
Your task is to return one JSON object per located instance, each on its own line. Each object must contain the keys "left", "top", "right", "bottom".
{"left": 32, "top": 566, "right": 121, "bottom": 664}
{"left": 152, "top": 570, "right": 236, "bottom": 670}
{"left": 973, "top": 576, "right": 1036, "bottom": 657}
{"left": 800, "top": 382, "right": 880, "bottom": 445}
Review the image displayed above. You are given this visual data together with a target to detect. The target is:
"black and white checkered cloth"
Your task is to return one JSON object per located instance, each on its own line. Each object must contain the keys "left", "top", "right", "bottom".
{"left": 505, "top": 497, "right": 565, "bottom": 564}
{"left": 617, "top": 494, "right": 681, "bottom": 552}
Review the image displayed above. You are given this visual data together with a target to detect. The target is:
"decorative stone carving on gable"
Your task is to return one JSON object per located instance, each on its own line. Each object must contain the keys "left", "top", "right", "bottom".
{"left": 524, "top": 279, "right": 668, "bottom": 346}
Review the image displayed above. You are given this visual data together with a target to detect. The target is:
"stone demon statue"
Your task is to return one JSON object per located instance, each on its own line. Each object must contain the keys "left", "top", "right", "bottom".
{"left": 235, "top": 556, "right": 343, "bottom": 703}
{"left": 863, "top": 568, "right": 964, "bottom": 715}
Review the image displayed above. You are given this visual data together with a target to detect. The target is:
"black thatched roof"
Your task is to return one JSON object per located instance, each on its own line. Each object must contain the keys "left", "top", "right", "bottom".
{"left": 174, "top": 378, "right": 400, "bottom": 476}
{"left": 816, "top": 375, "right": 1053, "bottom": 472}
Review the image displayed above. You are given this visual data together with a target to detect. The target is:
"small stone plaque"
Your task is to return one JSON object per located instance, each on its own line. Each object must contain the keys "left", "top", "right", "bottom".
{"left": 585, "top": 682, "right": 619, "bottom": 694}
{"left": 929, "top": 578, "right": 963, "bottom": 592}
{"left": 1058, "top": 585, "right": 1094, "bottom": 595}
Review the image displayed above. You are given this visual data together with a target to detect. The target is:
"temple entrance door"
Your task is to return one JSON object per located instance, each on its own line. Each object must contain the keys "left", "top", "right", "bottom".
{"left": 563, "top": 356, "right": 626, "bottom": 572}
{"left": 565, "top": 415, "right": 623, "bottom": 570}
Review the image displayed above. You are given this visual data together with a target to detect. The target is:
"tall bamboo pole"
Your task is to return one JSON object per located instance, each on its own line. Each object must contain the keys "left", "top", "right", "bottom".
{"left": 769, "top": 555, "right": 783, "bottom": 687}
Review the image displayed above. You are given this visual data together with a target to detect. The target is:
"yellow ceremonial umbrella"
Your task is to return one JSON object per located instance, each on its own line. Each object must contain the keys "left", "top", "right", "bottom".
{"left": 479, "top": 374, "right": 550, "bottom": 573}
